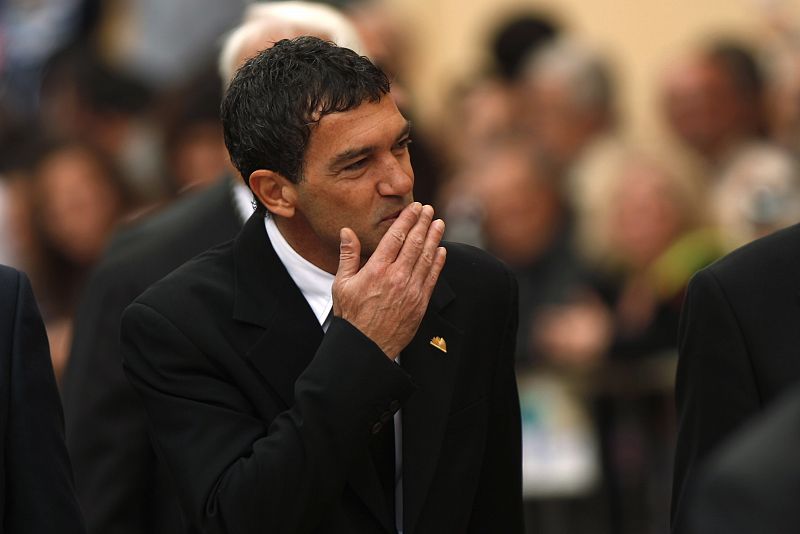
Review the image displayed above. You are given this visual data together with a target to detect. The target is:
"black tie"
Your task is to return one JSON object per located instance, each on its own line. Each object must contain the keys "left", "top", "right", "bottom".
{"left": 370, "top": 418, "right": 395, "bottom": 525}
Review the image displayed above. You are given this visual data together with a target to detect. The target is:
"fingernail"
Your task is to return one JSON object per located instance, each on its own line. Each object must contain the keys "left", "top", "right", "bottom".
{"left": 411, "top": 202, "right": 422, "bottom": 213}
{"left": 340, "top": 229, "right": 351, "bottom": 245}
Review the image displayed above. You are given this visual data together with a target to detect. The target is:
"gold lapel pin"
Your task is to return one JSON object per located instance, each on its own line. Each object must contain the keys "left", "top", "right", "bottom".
{"left": 430, "top": 336, "right": 447, "bottom": 353}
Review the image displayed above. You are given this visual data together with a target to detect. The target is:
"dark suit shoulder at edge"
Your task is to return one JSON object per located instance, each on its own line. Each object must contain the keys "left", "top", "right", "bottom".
{"left": 105, "top": 180, "right": 237, "bottom": 259}
{"left": 0, "top": 264, "right": 21, "bottom": 286}
{"left": 702, "top": 222, "right": 800, "bottom": 281}
{"left": 0, "top": 266, "right": 22, "bottom": 328}
{"left": 90, "top": 183, "right": 238, "bottom": 279}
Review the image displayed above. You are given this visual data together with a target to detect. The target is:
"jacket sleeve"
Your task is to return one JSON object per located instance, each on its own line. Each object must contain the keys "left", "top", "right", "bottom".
{"left": 467, "top": 268, "right": 524, "bottom": 533}
{"left": 121, "top": 303, "right": 414, "bottom": 534}
{"left": 5, "top": 270, "right": 86, "bottom": 534}
{"left": 671, "top": 267, "right": 760, "bottom": 533}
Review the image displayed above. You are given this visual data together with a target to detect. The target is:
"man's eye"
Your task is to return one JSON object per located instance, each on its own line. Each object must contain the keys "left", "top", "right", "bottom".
{"left": 395, "top": 137, "right": 413, "bottom": 150}
{"left": 344, "top": 158, "right": 368, "bottom": 171}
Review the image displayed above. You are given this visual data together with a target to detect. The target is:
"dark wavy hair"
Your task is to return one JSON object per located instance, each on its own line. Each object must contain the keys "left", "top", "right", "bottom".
{"left": 220, "top": 36, "right": 390, "bottom": 212}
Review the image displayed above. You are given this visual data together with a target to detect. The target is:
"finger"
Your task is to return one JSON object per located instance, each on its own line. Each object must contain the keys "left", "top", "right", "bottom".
{"left": 394, "top": 204, "right": 435, "bottom": 271}
{"left": 370, "top": 202, "right": 422, "bottom": 264}
{"left": 409, "top": 218, "right": 445, "bottom": 282}
{"left": 419, "top": 246, "right": 447, "bottom": 302}
{"left": 335, "top": 227, "right": 361, "bottom": 280}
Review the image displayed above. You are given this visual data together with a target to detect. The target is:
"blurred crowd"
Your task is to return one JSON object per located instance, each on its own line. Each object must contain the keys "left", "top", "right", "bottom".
{"left": 2, "top": 1, "right": 800, "bottom": 533}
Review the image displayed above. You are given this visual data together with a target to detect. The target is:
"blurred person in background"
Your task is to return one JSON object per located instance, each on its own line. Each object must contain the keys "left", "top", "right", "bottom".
{"left": 445, "top": 78, "right": 519, "bottom": 167}
{"left": 91, "top": 0, "right": 246, "bottom": 90}
{"left": 33, "top": 141, "right": 134, "bottom": 271}
{"left": 538, "top": 151, "right": 715, "bottom": 365}
{"left": 661, "top": 40, "right": 767, "bottom": 173}
{"left": 711, "top": 143, "right": 800, "bottom": 252}
{"left": 450, "top": 140, "right": 583, "bottom": 365}
{"left": 0, "top": 116, "right": 43, "bottom": 272}
{"left": 764, "top": 41, "right": 800, "bottom": 154}
{"left": 31, "top": 0, "right": 245, "bottom": 207}
{"left": 0, "top": 0, "right": 100, "bottom": 116}
{"left": 536, "top": 151, "right": 718, "bottom": 533}
{"left": 491, "top": 12, "right": 560, "bottom": 83}
{"left": 439, "top": 30, "right": 601, "bottom": 282}
{"left": 0, "top": 179, "right": 14, "bottom": 267}
{"left": 38, "top": 45, "right": 160, "bottom": 201}
{"left": 29, "top": 139, "right": 136, "bottom": 380}
{"left": 346, "top": 0, "right": 411, "bottom": 110}
{"left": 519, "top": 38, "right": 621, "bottom": 195}
{"left": 157, "top": 65, "right": 232, "bottom": 193}
{"left": 61, "top": 5, "right": 367, "bottom": 534}
{"left": 441, "top": 12, "right": 560, "bottom": 171}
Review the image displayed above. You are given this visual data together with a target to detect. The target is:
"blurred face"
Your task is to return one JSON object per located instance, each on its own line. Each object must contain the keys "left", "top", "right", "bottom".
{"left": 768, "top": 54, "right": 800, "bottom": 148}
{"left": 524, "top": 76, "right": 601, "bottom": 170}
{"left": 478, "top": 152, "right": 560, "bottom": 266}
{"left": 170, "top": 122, "right": 232, "bottom": 189}
{"left": 662, "top": 59, "right": 748, "bottom": 159}
{"left": 37, "top": 147, "right": 123, "bottom": 265}
{"left": 457, "top": 80, "right": 516, "bottom": 155}
{"left": 609, "top": 163, "right": 683, "bottom": 268}
{"left": 279, "top": 96, "right": 414, "bottom": 273}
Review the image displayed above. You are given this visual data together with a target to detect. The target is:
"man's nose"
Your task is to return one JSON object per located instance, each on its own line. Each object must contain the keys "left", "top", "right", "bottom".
{"left": 376, "top": 157, "right": 414, "bottom": 197}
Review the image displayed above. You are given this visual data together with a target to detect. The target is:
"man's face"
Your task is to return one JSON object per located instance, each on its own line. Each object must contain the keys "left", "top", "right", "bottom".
{"left": 280, "top": 95, "right": 414, "bottom": 273}
{"left": 662, "top": 59, "right": 744, "bottom": 159}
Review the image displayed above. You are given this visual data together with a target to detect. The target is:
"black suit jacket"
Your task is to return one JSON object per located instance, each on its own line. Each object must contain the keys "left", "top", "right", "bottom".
{"left": 61, "top": 179, "right": 243, "bottom": 534}
{"left": 689, "top": 384, "right": 800, "bottom": 534}
{"left": 0, "top": 265, "right": 85, "bottom": 534}
{"left": 672, "top": 222, "right": 800, "bottom": 533}
{"left": 120, "top": 213, "right": 523, "bottom": 534}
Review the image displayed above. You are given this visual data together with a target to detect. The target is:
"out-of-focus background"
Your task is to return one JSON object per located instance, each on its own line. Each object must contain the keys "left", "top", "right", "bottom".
{"left": 3, "top": 0, "right": 800, "bottom": 532}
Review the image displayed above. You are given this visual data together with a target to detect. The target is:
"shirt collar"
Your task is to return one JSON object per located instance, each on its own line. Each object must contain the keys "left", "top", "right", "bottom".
{"left": 264, "top": 215, "right": 334, "bottom": 328}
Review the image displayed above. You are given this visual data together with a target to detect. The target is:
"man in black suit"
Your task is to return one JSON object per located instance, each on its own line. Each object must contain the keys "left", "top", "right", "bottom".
{"left": 121, "top": 37, "right": 523, "bottom": 533}
{"left": 61, "top": 5, "right": 366, "bottom": 533}
{"left": 671, "top": 222, "right": 800, "bottom": 533}
{"left": 61, "top": 178, "right": 241, "bottom": 533}
{"left": 0, "top": 265, "right": 85, "bottom": 533}
{"left": 689, "top": 384, "right": 800, "bottom": 534}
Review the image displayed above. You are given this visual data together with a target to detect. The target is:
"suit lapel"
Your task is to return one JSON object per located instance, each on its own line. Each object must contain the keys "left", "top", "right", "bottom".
{"left": 401, "top": 280, "right": 461, "bottom": 534}
{"left": 232, "top": 213, "right": 323, "bottom": 407}
{"left": 230, "top": 214, "right": 391, "bottom": 530}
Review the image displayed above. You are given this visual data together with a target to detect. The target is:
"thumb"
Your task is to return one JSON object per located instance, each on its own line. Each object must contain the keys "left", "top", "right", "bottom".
{"left": 336, "top": 227, "right": 361, "bottom": 279}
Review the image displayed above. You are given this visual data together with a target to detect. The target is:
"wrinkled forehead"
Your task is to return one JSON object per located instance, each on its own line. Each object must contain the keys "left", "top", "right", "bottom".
{"left": 304, "top": 96, "right": 406, "bottom": 157}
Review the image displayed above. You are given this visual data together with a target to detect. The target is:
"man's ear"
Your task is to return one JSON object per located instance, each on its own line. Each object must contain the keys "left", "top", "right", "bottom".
{"left": 249, "top": 169, "right": 298, "bottom": 218}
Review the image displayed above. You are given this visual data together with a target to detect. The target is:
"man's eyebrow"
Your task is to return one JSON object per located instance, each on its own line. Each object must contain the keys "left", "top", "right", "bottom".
{"left": 329, "top": 120, "right": 412, "bottom": 170}
{"left": 329, "top": 145, "right": 374, "bottom": 170}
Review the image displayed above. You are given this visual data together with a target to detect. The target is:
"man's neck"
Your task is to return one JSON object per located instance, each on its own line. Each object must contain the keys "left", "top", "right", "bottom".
{"left": 272, "top": 214, "right": 339, "bottom": 275}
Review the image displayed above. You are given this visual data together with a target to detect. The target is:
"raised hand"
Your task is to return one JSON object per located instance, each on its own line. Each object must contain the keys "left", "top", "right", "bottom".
{"left": 332, "top": 202, "right": 446, "bottom": 359}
